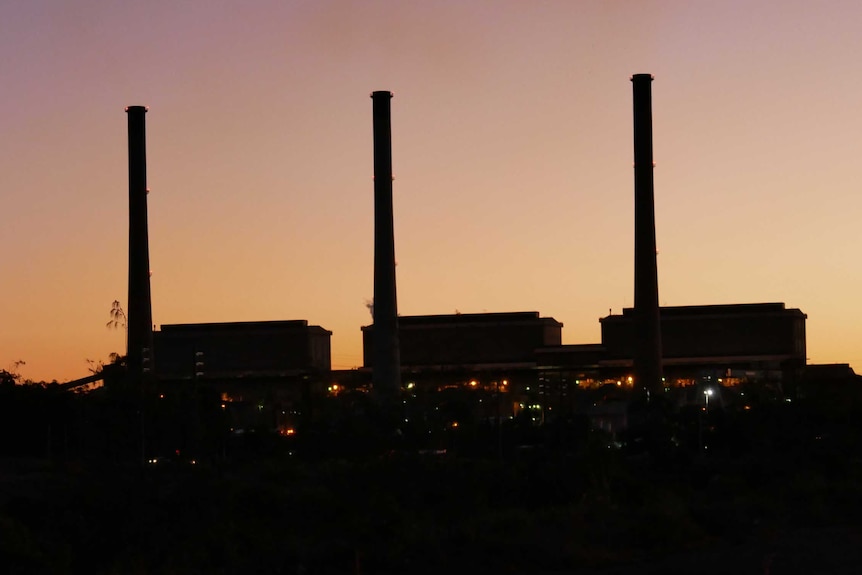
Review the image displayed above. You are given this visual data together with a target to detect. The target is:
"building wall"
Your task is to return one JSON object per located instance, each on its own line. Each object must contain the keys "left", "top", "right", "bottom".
{"left": 362, "top": 312, "right": 562, "bottom": 368}
{"left": 154, "top": 320, "right": 332, "bottom": 378}
{"left": 600, "top": 303, "right": 807, "bottom": 365}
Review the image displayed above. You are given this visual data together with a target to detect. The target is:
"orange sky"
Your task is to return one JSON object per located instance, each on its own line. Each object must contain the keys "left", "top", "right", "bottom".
{"left": 2, "top": 1, "right": 862, "bottom": 382}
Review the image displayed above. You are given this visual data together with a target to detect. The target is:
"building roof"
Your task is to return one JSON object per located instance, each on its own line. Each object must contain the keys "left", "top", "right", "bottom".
{"left": 362, "top": 311, "right": 562, "bottom": 331}
{"left": 600, "top": 302, "right": 806, "bottom": 321}
{"left": 158, "top": 320, "right": 331, "bottom": 335}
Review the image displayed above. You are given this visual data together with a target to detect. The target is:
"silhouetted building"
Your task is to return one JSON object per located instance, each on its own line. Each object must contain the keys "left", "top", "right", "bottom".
{"left": 598, "top": 303, "right": 806, "bottom": 383}
{"left": 359, "top": 303, "right": 806, "bottom": 390}
{"left": 798, "top": 363, "right": 862, "bottom": 402}
{"left": 154, "top": 320, "right": 332, "bottom": 380}
{"left": 362, "top": 311, "right": 562, "bottom": 370}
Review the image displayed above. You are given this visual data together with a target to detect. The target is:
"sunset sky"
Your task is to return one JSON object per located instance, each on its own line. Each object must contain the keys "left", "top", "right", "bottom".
{"left": 3, "top": 1, "right": 862, "bottom": 382}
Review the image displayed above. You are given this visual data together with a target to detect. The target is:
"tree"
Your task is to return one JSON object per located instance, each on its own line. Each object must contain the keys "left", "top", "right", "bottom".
{"left": 86, "top": 358, "right": 105, "bottom": 375}
{"left": 107, "top": 300, "right": 127, "bottom": 331}
{"left": 107, "top": 300, "right": 127, "bottom": 351}
{"left": 1, "top": 361, "right": 25, "bottom": 386}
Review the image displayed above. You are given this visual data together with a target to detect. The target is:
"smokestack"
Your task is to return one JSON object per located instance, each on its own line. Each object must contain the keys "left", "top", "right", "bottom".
{"left": 371, "top": 91, "right": 402, "bottom": 398}
{"left": 631, "top": 74, "right": 663, "bottom": 396}
{"left": 126, "top": 105, "right": 154, "bottom": 382}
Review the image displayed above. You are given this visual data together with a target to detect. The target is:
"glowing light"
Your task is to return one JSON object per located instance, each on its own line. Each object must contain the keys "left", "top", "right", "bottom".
{"left": 469, "top": 380, "right": 478, "bottom": 387}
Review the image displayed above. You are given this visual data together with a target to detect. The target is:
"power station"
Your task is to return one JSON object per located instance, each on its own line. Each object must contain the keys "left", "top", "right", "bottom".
{"left": 112, "top": 79, "right": 814, "bottom": 428}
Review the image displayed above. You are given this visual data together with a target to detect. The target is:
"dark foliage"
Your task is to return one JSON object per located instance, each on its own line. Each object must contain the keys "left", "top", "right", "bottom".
{"left": 2, "top": 379, "right": 862, "bottom": 573}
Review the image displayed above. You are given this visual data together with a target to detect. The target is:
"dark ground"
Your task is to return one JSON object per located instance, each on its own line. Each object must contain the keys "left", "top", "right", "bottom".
{"left": 2, "top": 440, "right": 862, "bottom": 575}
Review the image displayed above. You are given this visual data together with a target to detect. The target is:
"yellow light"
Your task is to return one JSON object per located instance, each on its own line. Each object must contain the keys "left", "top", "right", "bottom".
{"left": 332, "top": 384, "right": 339, "bottom": 391}
{"left": 469, "top": 380, "right": 478, "bottom": 387}
{"left": 626, "top": 376, "right": 633, "bottom": 384}
{"left": 502, "top": 380, "right": 508, "bottom": 385}
{"left": 451, "top": 421, "right": 459, "bottom": 428}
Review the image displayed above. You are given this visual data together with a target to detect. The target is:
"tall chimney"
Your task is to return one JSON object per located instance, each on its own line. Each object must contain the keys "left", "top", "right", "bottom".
{"left": 631, "top": 75, "right": 663, "bottom": 396}
{"left": 126, "top": 105, "right": 154, "bottom": 382}
{"left": 371, "top": 91, "right": 401, "bottom": 398}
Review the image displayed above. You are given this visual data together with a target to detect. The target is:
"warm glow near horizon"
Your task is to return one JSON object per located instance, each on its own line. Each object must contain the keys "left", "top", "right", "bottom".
{"left": 2, "top": 1, "right": 862, "bottom": 382}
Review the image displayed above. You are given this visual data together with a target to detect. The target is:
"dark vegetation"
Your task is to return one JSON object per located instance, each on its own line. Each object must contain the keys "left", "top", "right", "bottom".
{"left": 2, "top": 369, "right": 862, "bottom": 574}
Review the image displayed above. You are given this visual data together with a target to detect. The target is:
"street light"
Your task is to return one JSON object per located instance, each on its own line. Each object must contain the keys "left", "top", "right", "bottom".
{"left": 704, "top": 388, "right": 714, "bottom": 411}
{"left": 699, "top": 387, "right": 715, "bottom": 454}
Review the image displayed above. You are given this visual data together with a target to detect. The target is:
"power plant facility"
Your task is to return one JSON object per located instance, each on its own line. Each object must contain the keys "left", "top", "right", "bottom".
{"left": 69, "top": 75, "right": 837, "bottom": 440}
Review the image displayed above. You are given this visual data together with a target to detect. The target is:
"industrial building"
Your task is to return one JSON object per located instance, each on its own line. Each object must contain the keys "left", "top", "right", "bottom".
{"left": 360, "top": 303, "right": 806, "bottom": 389}
{"left": 154, "top": 320, "right": 332, "bottom": 380}
{"left": 151, "top": 320, "right": 332, "bottom": 436}
{"left": 598, "top": 303, "right": 807, "bottom": 384}
{"left": 362, "top": 311, "right": 562, "bottom": 370}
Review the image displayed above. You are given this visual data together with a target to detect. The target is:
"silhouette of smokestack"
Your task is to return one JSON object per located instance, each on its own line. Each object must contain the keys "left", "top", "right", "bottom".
{"left": 631, "top": 74, "right": 663, "bottom": 395}
{"left": 371, "top": 91, "right": 401, "bottom": 398}
{"left": 126, "top": 105, "right": 154, "bottom": 382}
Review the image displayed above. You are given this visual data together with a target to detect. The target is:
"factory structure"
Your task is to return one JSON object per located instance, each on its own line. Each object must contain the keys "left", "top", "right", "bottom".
{"left": 145, "top": 303, "right": 807, "bottom": 435}
{"left": 116, "top": 75, "right": 822, "bottom": 437}
{"left": 149, "top": 305, "right": 806, "bottom": 390}
{"left": 360, "top": 304, "right": 807, "bottom": 389}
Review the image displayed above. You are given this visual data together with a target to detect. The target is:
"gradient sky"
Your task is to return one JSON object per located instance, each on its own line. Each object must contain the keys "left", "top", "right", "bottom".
{"left": 3, "top": 0, "right": 862, "bottom": 382}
